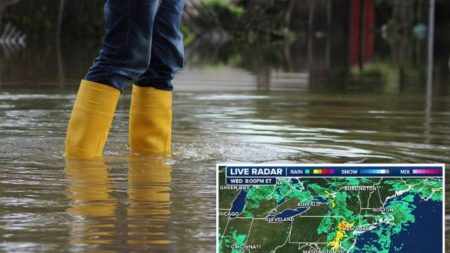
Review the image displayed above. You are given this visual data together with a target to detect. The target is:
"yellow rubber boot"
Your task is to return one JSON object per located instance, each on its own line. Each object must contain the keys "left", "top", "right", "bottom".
{"left": 129, "top": 85, "right": 172, "bottom": 154}
{"left": 64, "top": 80, "right": 120, "bottom": 159}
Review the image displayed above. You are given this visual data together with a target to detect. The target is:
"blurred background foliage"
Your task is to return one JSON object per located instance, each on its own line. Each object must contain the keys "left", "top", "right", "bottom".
{"left": 2, "top": 0, "right": 447, "bottom": 43}
{"left": 0, "top": 0, "right": 448, "bottom": 94}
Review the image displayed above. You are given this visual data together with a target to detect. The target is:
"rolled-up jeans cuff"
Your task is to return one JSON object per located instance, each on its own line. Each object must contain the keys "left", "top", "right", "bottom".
{"left": 134, "top": 80, "right": 174, "bottom": 91}
{"left": 85, "top": 71, "right": 129, "bottom": 93}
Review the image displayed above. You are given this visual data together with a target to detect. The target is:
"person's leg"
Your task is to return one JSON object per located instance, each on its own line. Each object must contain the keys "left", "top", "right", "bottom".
{"left": 134, "top": 0, "right": 184, "bottom": 91}
{"left": 65, "top": 0, "right": 162, "bottom": 159}
{"left": 129, "top": 0, "right": 184, "bottom": 154}
{"left": 85, "top": 0, "right": 163, "bottom": 92}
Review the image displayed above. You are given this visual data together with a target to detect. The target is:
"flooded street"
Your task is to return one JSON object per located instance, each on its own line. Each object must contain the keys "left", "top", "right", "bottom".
{"left": 0, "top": 1, "right": 449, "bottom": 251}
{"left": 0, "top": 83, "right": 449, "bottom": 251}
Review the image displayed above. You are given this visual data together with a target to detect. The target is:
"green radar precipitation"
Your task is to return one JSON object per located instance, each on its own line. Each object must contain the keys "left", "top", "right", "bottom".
{"left": 218, "top": 168, "right": 443, "bottom": 253}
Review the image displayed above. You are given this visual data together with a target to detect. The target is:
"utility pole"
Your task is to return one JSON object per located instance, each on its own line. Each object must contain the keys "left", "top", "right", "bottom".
{"left": 424, "top": 0, "right": 435, "bottom": 144}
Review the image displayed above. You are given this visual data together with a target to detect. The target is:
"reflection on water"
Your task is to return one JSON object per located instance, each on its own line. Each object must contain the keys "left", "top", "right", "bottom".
{"left": 127, "top": 156, "right": 172, "bottom": 248}
{"left": 66, "top": 159, "right": 116, "bottom": 219}
{"left": 65, "top": 156, "right": 173, "bottom": 252}
{"left": 66, "top": 158, "right": 118, "bottom": 248}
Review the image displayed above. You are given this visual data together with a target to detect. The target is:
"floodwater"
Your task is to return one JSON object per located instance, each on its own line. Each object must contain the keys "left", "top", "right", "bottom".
{"left": 0, "top": 30, "right": 450, "bottom": 253}
{"left": 1, "top": 84, "right": 449, "bottom": 252}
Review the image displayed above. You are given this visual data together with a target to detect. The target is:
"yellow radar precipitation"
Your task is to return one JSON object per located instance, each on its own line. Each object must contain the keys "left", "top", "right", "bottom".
{"left": 328, "top": 220, "right": 355, "bottom": 251}
{"left": 324, "top": 191, "right": 336, "bottom": 208}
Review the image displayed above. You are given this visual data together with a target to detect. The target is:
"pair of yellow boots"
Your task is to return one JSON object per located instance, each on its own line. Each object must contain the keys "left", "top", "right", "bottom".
{"left": 64, "top": 80, "right": 172, "bottom": 159}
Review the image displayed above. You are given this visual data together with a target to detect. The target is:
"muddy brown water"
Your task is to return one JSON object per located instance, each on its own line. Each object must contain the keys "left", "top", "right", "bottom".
{"left": 0, "top": 81, "right": 448, "bottom": 251}
{"left": 0, "top": 15, "right": 449, "bottom": 250}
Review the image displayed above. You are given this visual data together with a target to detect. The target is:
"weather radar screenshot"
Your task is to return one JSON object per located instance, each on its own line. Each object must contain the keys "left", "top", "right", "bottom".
{"left": 217, "top": 164, "right": 445, "bottom": 253}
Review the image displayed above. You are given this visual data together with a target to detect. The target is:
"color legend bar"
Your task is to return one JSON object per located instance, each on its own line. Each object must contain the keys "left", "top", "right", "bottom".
{"left": 225, "top": 165, "right": 443, "bottom": 178}
{"left": 313, "top": 169, "right": 335, "bottom": 175}
{"left": 361, "top": 169, "right": 389, "bottom": 174}
{"left": 412, "top": 169, "right": 441, "bottom": 175}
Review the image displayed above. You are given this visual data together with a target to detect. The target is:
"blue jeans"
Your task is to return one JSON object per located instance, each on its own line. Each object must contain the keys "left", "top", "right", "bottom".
{"left": 85, "top": 0, "right": 184, "bottom": 92}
